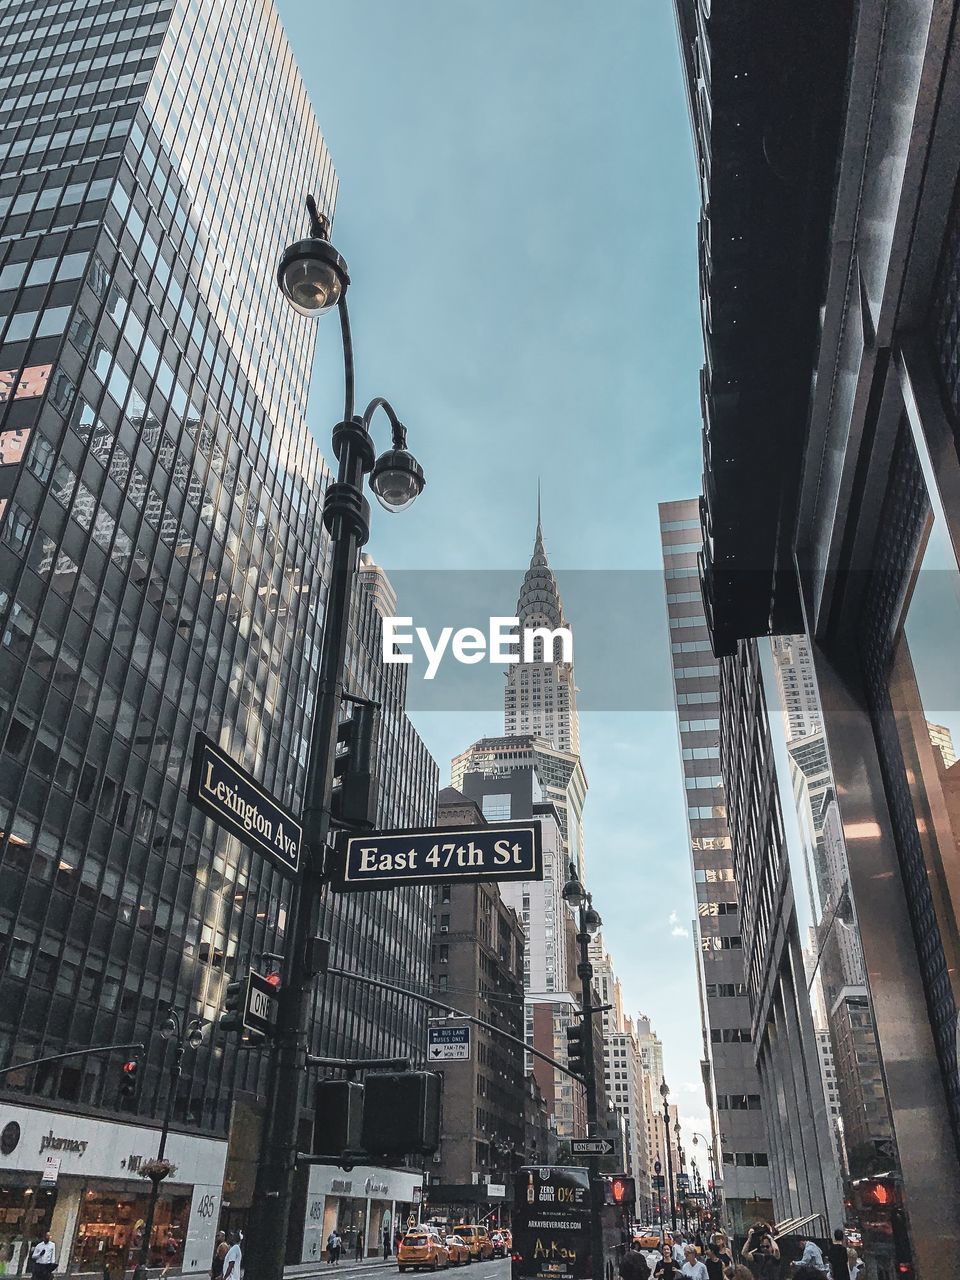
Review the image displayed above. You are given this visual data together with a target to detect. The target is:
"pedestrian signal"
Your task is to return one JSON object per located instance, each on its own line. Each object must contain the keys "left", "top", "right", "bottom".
{"left": 608, "top": 1176, "right": 635, "bottom": 1206}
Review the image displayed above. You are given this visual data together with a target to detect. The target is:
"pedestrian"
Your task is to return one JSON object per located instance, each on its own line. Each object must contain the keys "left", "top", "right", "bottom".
{"left": 619, "top": 1244, "right": 651, "bottom": 1280}
{"left": 711, "top": 1235, "right": 732, "bottom": 1272}
{"left": 671, "top": 1235, "right": 687, "bottom": 1267}
{"left": 791, "top": 1270, "right": 830, "bottom": 1280}
{"left": 680, "top": 1245, "right": 708, "bottom": 1280}
{"left": 702, "top": 1242, "right": 724, "bottom": 1280}
{"left": 797, "top": 1240, "right": 829, "bottom": 1275}
{"left": 825, "top": 1231, "right": 846, "bottom": 1280}
{"left": 221, "top": 1235, "right": 242, "bottom": 1280}
{"left": 722, "top": 1269, "right": 753, "bottom": 1280}
{"left": 161, "top": 1232, "right": 180, "bottom": 1278}
{"left": 355, "top": 1230, "right": 363, "bottom": 1262}
{"left": 211, "top": 1232, "right": 229, "bottom": 1280}
{"left": 740, "top": 1225, "right": 779, "bottom": 1280}
{"left": 846, "top": 1248, "right": 864, "bottom": 1280}
{"left": 30, "top": 1234, "right": 56, "bottom": 1280}
{"left": 653, "top": 1252, "right": 679, "bottom": 1280}
{"left": 382, "top": 1229, "right": 391, "bottom": 1262}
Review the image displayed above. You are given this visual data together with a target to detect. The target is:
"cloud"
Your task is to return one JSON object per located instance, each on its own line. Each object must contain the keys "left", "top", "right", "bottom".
{"left": 669, "top": 910, "right": 689, "bottom": 938}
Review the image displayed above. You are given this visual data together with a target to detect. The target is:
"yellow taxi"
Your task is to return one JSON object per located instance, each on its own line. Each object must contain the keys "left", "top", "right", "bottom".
{"left": 444, "top": 1236, "right": 470, "bottom": 1266}
{"left": 634, "top": 1228, "right": 661, "bottom": 1250}
{"left": 453, "top": 1225, "right": 493, "bottom": 1262}
{"left": 398, "top": 1227, "right": 449, "bottom": 1271}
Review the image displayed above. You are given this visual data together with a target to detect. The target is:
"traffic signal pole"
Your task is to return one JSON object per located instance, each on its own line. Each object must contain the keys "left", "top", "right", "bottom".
{"left": 247, "top": 396, "right": 374, "bottom": 1280}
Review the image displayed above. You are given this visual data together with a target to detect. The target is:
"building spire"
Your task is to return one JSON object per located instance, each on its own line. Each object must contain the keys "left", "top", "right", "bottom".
{"left": 518, "top": 487, "right": 563, "bottom": 628}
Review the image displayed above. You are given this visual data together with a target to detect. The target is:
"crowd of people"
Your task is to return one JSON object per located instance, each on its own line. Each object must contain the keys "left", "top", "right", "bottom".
{"left": 618, "top": 1223, "right": 865, "bottom": 1280}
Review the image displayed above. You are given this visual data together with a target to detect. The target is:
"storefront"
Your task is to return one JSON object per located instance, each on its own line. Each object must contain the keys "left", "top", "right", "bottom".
{"left": 0, "top": 1102, "right": 226, "bottom": 1276}
{"left": 300, "top": 1166, "right": 423, "bottom": 1262}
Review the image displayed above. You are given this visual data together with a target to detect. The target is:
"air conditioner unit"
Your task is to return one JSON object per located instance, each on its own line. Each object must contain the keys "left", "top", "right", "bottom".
{"left": 432, "top": 1155, "right": 442, "bottom": 1164}
{"left": 440, "top": 926, "right": 448, "bottom": 933}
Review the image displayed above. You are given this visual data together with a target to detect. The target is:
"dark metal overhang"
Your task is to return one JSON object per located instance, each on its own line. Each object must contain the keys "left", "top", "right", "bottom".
{"left": 676, "top": 0, "right": 855, "bottom": 655}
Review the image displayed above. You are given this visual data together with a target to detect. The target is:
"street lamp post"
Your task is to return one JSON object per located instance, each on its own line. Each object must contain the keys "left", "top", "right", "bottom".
{"left": 249, "top": 197, "right": 426, "bottom": 1280}
{"left": 132, "top": 1011, "right": 206, "bottom": 1280}
{"left": 654, "top": 1159, "right": 663, "bottom": 1240}
{"left": 660, "top": 1081, "right": 677, "bottom": 1233}
{"left": 561, "top": 864, "right": 605, "bottom": 1280}
{"left": 691, "top": 1159, "right": 703, "bottom": 1231}
{"left": 691, "top": 1132, "right": 720, "bottom": 1222}
{"left": 674, "top": 1122, "right": 687, "bottom": 1233}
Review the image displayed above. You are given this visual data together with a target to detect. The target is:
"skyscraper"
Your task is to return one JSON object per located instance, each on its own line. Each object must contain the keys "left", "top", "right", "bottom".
{"left": 718, "top": 641, "right": 843, "bottom": 1227}
{"left": 504, "top": 507, "right": 580, "bottom": 757}
{"left": 590, "top": 939, "right": 651, "bottom": 1213}
{"left": 675, "top": 0, "right": 960, "bottom": 1257}
{"left": 0, "top": 0, "right": 435, "bottom": 1265}
{"left": 658, "top": 498, "right": 771, "bottom": 1233}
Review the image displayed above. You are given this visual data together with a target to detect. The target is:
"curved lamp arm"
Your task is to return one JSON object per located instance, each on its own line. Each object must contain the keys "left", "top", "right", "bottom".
{"left": 362, "top": 395, "right": 408, "bottom": 449}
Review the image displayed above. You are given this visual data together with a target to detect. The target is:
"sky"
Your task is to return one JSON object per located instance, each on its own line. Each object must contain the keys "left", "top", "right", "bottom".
{"left": 278, "top": 1, "right": 711, "bottom": 1146}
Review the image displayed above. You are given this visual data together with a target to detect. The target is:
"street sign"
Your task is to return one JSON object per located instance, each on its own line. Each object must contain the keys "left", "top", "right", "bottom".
{"left": 652, "top": 1175, "right": 665, "bottom": 1190}
{"left": 244, "top": 970, "right": 279, "bottom": 1037}
{"left": 570, "top": 1138, "right": 614, "bottom": 1156}
{"left": 189, "top": 734, "right": 302, "bottom": 876}
{"left": 329, "top": 822, "right": 542, "bottom": 892}
{"left": 428, "top": 1026, "right": 471, "bottom": 1061}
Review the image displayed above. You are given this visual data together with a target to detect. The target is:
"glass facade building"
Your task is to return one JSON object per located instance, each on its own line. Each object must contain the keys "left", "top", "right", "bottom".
{"left": 0, "top": 0, "right": 436, "bottom": 1266}
{"left": 658, "top": 498, "right": 772, "bottom": 1234}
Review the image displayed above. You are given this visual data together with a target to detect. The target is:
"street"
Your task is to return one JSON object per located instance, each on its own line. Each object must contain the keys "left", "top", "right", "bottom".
{"left": 289, "top": 1259, "right": 512, "bottom": 1280}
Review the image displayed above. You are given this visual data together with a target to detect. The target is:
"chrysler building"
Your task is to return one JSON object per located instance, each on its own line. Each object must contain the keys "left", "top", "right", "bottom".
{"left": 504, "top": 503, "right": 580, "bottom": 754}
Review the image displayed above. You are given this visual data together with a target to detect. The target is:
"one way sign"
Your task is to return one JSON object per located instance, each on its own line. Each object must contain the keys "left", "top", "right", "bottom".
{"left": 428, "top": 1025, "right": 471, "bottom": 1061}
{"left": 571, "top": 1138, "right": 614, "bottom": 1156}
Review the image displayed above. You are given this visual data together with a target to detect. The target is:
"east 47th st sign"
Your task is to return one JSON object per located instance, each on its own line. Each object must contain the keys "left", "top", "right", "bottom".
{"left": 329, "top": 822, "right": 543, "bottom": 892}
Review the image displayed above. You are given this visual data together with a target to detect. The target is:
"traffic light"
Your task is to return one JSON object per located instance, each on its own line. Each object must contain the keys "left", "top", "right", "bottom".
{"left": 119, "top": 1058, "right": 140, "bottom": 1100}
{"left": 565, "top": 1021, "right": 587, "bottom": 1076}
{"left": 314, "top": 1080, "right": 363, "bottom": 1156}
{"left": 219, "top": 977, "right": 246, "bottom": 1033}
{"left": 331, "top": 699, "right": 379, "bottom": 827}
{"left": 360, "top": 1071, "right": 441, "bottom": 1156}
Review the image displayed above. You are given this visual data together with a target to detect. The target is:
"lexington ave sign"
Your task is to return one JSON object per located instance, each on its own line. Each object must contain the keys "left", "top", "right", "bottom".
{"left": 189, "top": 734, "right": 302, "bottom": 876}
{"left": 330, "top": 822, "right": 543, "bottom": 892}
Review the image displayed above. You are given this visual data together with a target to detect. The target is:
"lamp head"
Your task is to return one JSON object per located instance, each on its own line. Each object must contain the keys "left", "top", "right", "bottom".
{"left": 561, "top": 864, "right": 586, "bottom": 910}
{"left": 278, "top": 198, "right": 348, "bottom": 316}
{"left": 583, "top": 902, "right": 602, "bottom": 936}
{"left": 159, "top": 1015, "right": 179, "bottom": 1041}
{"left": 370, "top": 442, "right": 425, "bottom": 513}
{"left": 660, "top": 1079, "right": 670, "bottom": 1100}
{"left": 187, "top": 1023, "right": 206, "bottom": 1050}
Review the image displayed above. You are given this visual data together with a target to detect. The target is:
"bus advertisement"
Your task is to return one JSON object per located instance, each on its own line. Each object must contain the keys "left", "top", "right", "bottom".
{"left": 510, "top": 1166, "right": 593, "bottom": 1280}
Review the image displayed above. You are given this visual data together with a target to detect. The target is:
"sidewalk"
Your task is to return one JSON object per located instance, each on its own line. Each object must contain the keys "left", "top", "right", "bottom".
{"left": 286, "top": 1259, "right": 398, "bottom": 1279}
